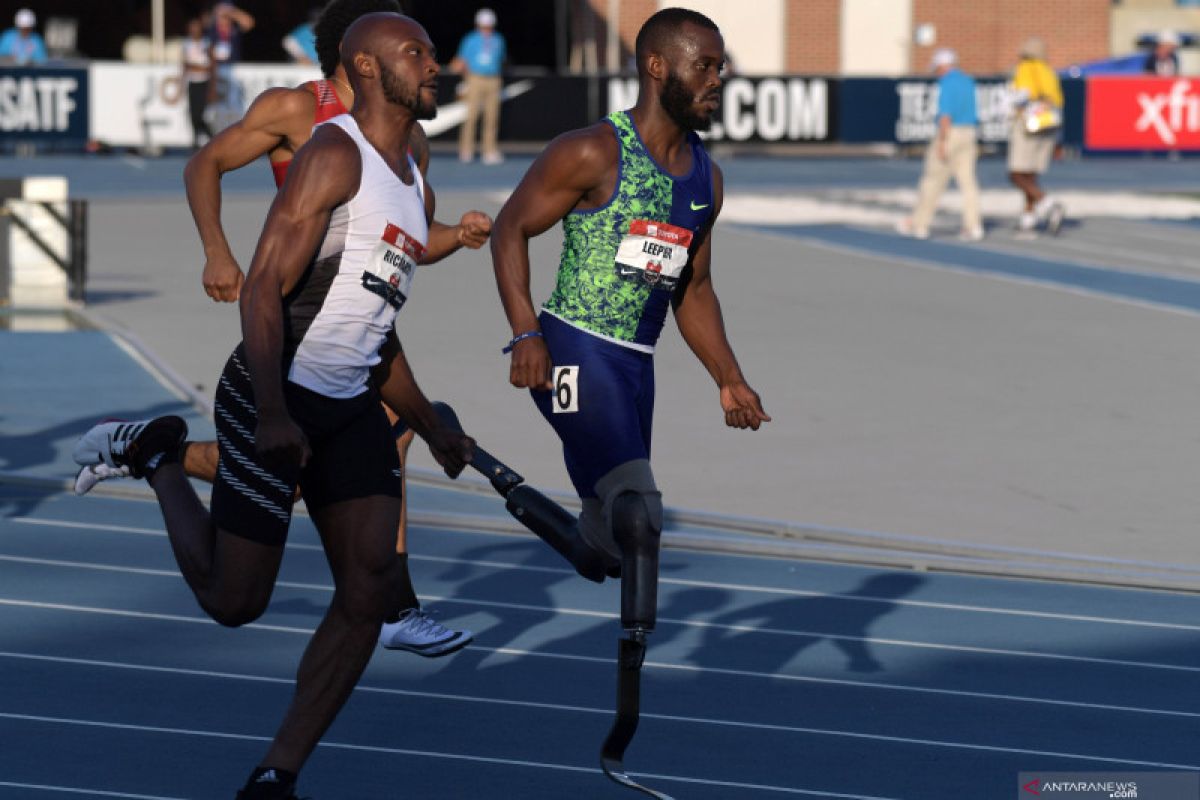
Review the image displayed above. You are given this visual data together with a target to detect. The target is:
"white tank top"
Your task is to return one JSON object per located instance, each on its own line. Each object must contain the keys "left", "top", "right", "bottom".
{"left": 284, "top": 114, "right": 428, "bottom": 399}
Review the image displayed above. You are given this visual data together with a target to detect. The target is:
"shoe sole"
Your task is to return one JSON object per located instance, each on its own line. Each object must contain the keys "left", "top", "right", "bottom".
{"left": 381, "top": 632, "right": 473, "bottom": 657}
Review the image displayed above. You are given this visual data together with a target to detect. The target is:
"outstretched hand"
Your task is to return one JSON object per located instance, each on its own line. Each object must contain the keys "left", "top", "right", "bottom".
{"left": 720, "top": 381, "right": 771, "bottom": 430}
{"left": 202, "top": 252, "right": 245, "bottom": 302}
{"left": 426, "top": 425, "right": 474, "bottom": 478}
{"left": 457, "top": 211, "right": 493, "bottom": 249}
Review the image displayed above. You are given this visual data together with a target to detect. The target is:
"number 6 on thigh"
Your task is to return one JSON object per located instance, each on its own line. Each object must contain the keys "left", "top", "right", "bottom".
{"left": 552, "top": 365, "right": 579, "bottom": 414}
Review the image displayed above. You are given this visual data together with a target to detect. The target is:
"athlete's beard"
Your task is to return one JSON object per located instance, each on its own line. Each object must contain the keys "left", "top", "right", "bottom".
{"left": 379, "top": 62, "right": 437, "bottom": 120}
{"left": 660, "top": 69, "right": 714, "bottom": 132}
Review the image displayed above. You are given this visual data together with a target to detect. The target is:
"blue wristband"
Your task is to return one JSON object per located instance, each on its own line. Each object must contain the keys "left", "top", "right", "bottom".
{"left": 502, "top": 330, "right": 543, "bottom": 354}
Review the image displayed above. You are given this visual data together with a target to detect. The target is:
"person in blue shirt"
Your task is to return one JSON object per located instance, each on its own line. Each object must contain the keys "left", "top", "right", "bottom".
{"left": 282, "top": 9, "right": 320, "bottom": 65}
{"left": 451, "top": 7, "right": 507, "bottom": 164}
{"left": 0, "top": 8, "right": 48, "bottom": 66}
{"left": 896, "top": 48, "right": 984, "bottom": 241}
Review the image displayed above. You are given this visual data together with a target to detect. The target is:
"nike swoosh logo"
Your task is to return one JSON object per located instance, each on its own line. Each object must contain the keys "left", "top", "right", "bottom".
{"left": 421, "top": 79, "right": 536, "bottom": 138}
{"left": 690, "top": 201, "right": 710, "bottom": 211}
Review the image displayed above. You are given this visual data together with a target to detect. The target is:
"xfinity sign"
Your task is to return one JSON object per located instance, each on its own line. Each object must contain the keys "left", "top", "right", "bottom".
{"left": 1086, "top": 76, "right": 1200, "bottom": 150}
{"left": 607, "top": 77, "right": 831, "bottom": 142}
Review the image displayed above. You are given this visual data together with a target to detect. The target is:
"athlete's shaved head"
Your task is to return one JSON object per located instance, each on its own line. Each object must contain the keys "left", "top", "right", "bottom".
{"left": 341, "top": 13, "right": 438, "bottom": 119}
{"left": 314, "top": 0, "right": 403, "bottom": 78}
{"left": 634, "top": 7, "right": 720, "bottom": 76}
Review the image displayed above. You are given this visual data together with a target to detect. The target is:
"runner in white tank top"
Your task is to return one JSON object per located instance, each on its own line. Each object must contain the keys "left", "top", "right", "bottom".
{"left": 285, "top": 113, "right": 429, "bottom": 399}
{"left": 68, "top": 15, "right": 475, "bottom": 798}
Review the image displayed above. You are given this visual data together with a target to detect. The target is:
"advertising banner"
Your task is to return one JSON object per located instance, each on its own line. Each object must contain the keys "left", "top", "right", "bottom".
{"left": 1085, "top": 76, "right": 1200, "bottom": 151}
{"left": 0, "top": 67, "right": 89, "bottom": 142}
{"left": 839, "top": 77, "right": 1012, "bottom": 144}
{"left": 424, "top": 74, "right": 593, "bottom": 143}
{"left": 607, "top": 75, "right": 835, "bottom": 143}
{"left": 88, "top": 62, "right": 319, "bottom": 149}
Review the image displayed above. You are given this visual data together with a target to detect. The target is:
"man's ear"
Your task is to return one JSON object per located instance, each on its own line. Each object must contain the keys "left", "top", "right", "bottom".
{"left": 645, "top": 52, "right": 667, "bottom": 82}
{"left": 353, "top": 51, "right": 375, "bottom": 79}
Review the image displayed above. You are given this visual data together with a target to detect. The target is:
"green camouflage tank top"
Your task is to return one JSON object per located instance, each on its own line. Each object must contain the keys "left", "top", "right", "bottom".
{"left": 542, "top": 110, "right": 714, "bottom": 351}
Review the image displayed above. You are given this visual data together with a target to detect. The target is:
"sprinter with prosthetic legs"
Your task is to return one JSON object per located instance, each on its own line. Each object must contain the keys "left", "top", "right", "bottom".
{"left": 489, "top": 8, "right": 769, "bottom": 795}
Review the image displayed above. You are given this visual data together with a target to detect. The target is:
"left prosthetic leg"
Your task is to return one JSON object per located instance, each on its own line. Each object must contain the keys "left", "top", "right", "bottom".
{"left": 597, "top": 464, "right": 674, "bottom": 799}
{"left": 431, "top": 402, "right": 615, "bottom": 582}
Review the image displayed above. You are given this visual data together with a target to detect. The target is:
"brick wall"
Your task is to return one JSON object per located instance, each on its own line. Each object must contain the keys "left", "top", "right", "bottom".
{"left": 785, "top": 0, "right": 840, "bottom": 73}
{"left": 911, "top": 0, "right": 1110, "bottom": 74}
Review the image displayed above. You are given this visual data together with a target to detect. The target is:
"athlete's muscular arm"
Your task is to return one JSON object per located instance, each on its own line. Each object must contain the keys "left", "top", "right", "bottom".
{"left": 491, "top": 125, "right": 616, "bottom": 390}
{"left": 372, "top": 331, "right": 472, "bottom": 478}
{"left": 239, "top": 126, "right": 359, "bottom": 469}
{"left": 185, "top": 87, "right": 312, "bottom": 302}
{"left": 672, "top": 163, "right": 770, "bottom": 431}
{"left": 409, "top": 123, "right": 493, "bottom": 264}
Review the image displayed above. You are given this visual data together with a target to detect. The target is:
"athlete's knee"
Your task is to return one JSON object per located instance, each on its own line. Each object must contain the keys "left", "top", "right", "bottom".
{"left": 596, "top": 461, "right": 663, "bottom": 631}
{"left": 336, "top": 549, "right": 397, "bottom": 624}
{"left": 202, "top": 591, "right": 272, "bottom": 628}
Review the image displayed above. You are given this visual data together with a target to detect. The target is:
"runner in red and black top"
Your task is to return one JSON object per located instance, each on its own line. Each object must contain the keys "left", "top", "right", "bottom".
{"left": 171, "top": 0, "right": 491, "bottom": 657}
{"left": 268, "top": 77, "right": 349, "bottom": 187}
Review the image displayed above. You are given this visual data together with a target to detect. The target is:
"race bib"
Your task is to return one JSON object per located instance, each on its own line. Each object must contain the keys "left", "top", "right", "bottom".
{"left": 614, "top": 219, "right": 694, "bottom": 290}
{"left": 552, "top": 365, "right": 579, "bottom": 414}
{"left": 361, "top": 222, "right": 426, "bottom": 310}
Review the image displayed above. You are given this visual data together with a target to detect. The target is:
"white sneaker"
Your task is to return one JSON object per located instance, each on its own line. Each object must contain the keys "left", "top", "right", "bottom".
{"left": 481, "top": 151, "right": 505, "bottom": 165}
{"left": 894, "top": 218, "right": 929, "bottom": 239}
{"left": 74, "top": 462, "right": 132, "bottom": 496}
{"left": 72, "top": 416, "right": 188, "bottom": 478}
{"left": 1045, "top": 202, "right": 1066, "bottom": 236}
{"left": 379, "top": 608, "right": 473, "bottom": 657}
{"left": 958, "top": 227, "right": 984, "bottom": 242}
{"left": 1017, "top": 211, "right": 1038, "bottom": 232}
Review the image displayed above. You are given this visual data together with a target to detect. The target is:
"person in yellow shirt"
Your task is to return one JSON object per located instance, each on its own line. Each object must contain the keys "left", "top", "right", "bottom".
{"left": 1007, "top": 37, "right": 1065, "bottom": 235}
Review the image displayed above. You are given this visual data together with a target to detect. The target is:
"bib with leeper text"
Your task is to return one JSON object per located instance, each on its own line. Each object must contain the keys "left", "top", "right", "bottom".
{"left": 614, "top": 219, "right": 694, "bottom": 290}
{"left": 361, "top": 222, "right": 425, "bottom": 310}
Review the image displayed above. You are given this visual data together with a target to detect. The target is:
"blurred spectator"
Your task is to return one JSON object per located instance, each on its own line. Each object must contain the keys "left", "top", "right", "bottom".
{"left": 1007, "top": 37, "right": 1065, "bottom": 236}
{"left": 451, "top": 7, "right": 507, "bottom": 164}
{"left": 0, "top": 8, "right": 48, "bottom": 65}
{"left": 1144, "top": 30, "right": 1180, "bottom": 76}
{"left": 283, "top": 8, "right": 320, "bottom": 65}
{"left": 206, "top": 3, "right": 255, "bottom": 131}
{"left": 896, "top": 48, "right": 982, "bottom": 241}
{"left": 182, "top": 18, "right": 213, "bottom": 150}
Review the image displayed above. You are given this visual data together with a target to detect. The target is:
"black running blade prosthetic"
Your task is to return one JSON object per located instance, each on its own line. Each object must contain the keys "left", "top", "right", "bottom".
{"left": 600, "top": 636, "right": 674, "bottom": 799}
{"left": 430, "top": 401, "right": 607, "bottom": 583}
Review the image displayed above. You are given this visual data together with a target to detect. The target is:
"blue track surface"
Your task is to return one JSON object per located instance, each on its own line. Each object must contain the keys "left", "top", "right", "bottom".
{"left": 4, "top": 322, "right": 1200, "bottom": 799}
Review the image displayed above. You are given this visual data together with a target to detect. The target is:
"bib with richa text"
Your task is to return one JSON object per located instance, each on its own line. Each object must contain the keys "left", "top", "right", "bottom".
{"left": 361, "top": 222, "right": 425, "bottom": 310}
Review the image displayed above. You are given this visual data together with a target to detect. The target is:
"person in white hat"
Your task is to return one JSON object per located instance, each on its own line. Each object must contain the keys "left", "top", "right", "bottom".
{"left": 896, "top": 47, "right": 984, "bottom": 241}
{"left": 451, "top": 8, "right": 508, "bottom": 164}
{"left": 0, "top": 8, "right": 48, "bottom": 65}
{"left": 1145, "top": 30, "right": 1180, "bottom": 76}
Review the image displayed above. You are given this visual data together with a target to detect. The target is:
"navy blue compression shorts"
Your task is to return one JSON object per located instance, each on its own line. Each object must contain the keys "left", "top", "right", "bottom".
{"left": 531, "top": 311, "right": 654, "bottom": 498}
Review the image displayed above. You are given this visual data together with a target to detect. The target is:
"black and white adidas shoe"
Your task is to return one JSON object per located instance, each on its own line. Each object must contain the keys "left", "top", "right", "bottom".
{"left": 71, "top": 416, "right": 188, "bottom": 479}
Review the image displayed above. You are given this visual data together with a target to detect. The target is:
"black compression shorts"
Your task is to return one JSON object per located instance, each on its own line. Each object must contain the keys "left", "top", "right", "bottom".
{"left": 210, "top": 344, "right": 403, "bottom": 545}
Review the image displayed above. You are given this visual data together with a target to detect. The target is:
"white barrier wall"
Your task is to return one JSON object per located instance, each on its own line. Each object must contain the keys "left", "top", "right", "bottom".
{"left": 89, "top": 62, "right": 320, "bottom": 149}
{"left": 6, "top": 177, "right": 69, "bottom": 309}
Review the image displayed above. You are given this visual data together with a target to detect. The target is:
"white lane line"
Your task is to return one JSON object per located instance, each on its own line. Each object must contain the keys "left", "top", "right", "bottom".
{"left": 3, "top": 649, "right": 1197, "bottom": 770}
{"left": 5, "top": 553, "right": 1200, "bottom": 675}
{"left": 0, "top": 712, "right": 885, "bottom": 799}
{"left": 0, "top": 783, "right": 185, "bottom": 800}
{"left": 11, "top": 516, "right": 1200, "bottom": 632}
{"left": 1, "top": 601, "right": 1198, "bottom": 720}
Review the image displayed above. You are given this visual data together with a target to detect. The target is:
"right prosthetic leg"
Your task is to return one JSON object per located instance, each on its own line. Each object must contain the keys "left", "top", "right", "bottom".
{"left": 596, "top": 463, "right": 674, "bottom": 799}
